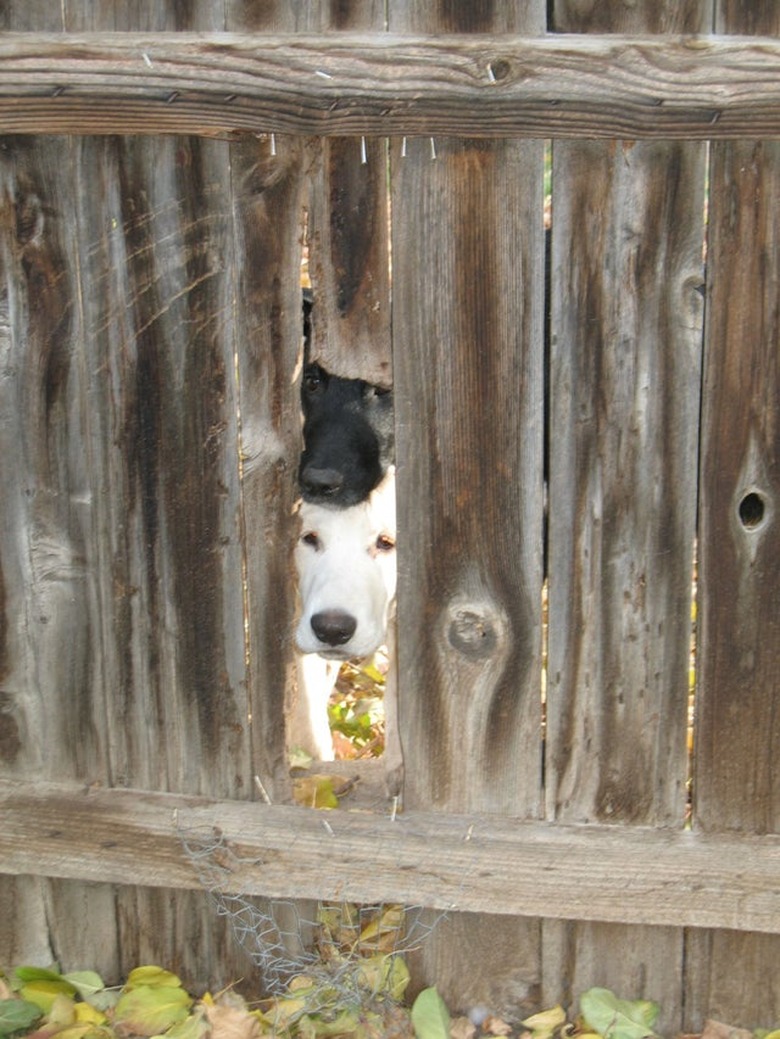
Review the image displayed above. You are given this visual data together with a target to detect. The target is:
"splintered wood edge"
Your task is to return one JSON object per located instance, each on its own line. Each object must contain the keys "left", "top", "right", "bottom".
{"left": 1, "top": 777, "right": 778, "bottom": 934}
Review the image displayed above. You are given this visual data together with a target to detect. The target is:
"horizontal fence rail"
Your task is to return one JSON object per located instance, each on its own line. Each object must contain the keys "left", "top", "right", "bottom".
{"left": 2, "top": 778, "right": 780, "bottom": 935}
{"left": 2, "top": 32, "right": 780, "bottom": 138}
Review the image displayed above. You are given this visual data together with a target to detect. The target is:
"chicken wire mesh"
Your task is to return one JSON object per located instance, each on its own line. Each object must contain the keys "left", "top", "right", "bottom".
{"left": 179, "top": 822, "right": 445, "bottom": 1027}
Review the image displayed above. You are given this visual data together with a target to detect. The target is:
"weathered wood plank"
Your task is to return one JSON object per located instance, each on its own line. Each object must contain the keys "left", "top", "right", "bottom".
{"left": 687, "top": 5, "right": 780, "bottom": 1030}
{"left": 388, "top": 0, "right": 546, "bottom": 1021}
{"left": 227, "top": 0, "right": 308, "bottom": 815}
{"left": 0, "top": 101, "right": 123, "bottom": 984}
{"left": 304, "top": 2, "right": 391, "bottom": 385}
{"left": 2, "top": 33, "right": 780, "bottom": 139}
{"left": 2, "top": 778, "right": 780, "bottom": 934}
{"left": 543, "top": 3, "right": 708, "bottom": 1032}
{"left": 63, "top": 0, "right": 255, "bottom": 993}
{"left": 0, "top": 0, "right": 111, "bottom": 976}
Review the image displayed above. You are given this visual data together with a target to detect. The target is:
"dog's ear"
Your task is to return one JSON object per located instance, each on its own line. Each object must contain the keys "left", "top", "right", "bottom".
{"left": 302, "top": 288, "right": 313, "bottom": 359}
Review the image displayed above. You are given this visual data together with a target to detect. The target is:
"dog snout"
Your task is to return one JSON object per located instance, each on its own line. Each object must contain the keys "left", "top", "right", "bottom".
{"left": 300, "top": 465, "right": 346, "bottom": 499}
{"left": 311, "top": 609, "right": 357, "bottom": 647}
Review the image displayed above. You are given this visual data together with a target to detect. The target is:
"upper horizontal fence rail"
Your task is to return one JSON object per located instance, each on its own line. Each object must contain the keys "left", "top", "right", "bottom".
{"left": 1, "top": 32, "right": 780, "bottom": 139}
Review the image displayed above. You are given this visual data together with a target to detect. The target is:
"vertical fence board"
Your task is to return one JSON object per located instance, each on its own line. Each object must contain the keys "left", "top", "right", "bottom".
{"left": 0, "top": 0, "right": 117, "bottom": 975}
{"left": 304, "top": 0, "right": 390, "bottom": 386}
{"left": 389, "top": 0, "right": 546, "bottom": 1019}
{"left": 0, "top": 0, "right": 259, "bottom": 992}
{"left": 544, "top": 2, "right": 708, "bottom": 1031}
{"left": 227, "top": 0, "right": 309, "bottom": 809}
{"left": 688, "top": 5, "right": 780, "bottom": 1027}
{"left": 66, "top": 0, "right": 252, "bottom": 991}
{"left": 0, "top": 128, "right": 115, "bottom": 972}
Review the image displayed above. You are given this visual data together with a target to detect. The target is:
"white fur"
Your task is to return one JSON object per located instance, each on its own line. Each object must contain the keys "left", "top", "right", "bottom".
{"left": 291, "top": 469, "right": 402, "bottom": 788}
{"left": 295, "top": 468, "right": 396, "bottom": 661}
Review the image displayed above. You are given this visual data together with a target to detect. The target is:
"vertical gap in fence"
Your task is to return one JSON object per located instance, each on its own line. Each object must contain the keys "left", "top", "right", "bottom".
{"left": 302, "top": 0, "right": 392, "bottom": 787}
{"left": 686, "top": 2, "right": 780, "bottom": 1027}
{"left": 227, "top": 0, "right": 315, "bottom": 994}
{"left": 389, "top": 0, "right": 547, "bottom": 1020}
{"left": 543, "top": 2, "right": 709, "bottom": 1032}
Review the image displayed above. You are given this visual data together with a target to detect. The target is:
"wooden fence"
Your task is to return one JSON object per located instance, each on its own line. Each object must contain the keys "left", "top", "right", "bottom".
{"left": 1, "top": 0, "right": 779, "bottom": 1032}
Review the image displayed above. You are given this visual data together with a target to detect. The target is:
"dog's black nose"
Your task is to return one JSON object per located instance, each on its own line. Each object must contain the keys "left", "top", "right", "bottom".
{"left": 311, "top": 610, "right": 357, "bottom": 647}
{"left": 301, "top": 466, "right": 345, "bottom": 498}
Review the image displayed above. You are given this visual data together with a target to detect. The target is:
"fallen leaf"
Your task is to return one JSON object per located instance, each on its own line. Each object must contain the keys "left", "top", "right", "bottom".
{"left": 19, "top": 981, "right": 77, "bottom": 1015}
{"left": 114, "top": 984, "right": 192, "bottom": 1036}
{"left": 580, "top": 989, "right": 659, "bottom": 1039}
{"left": 292, "top": 775, "right": 339, "bottom": 809}
{"left": 522, "top": 1005, "right": 568, "bottom": 1039}
{"left": 449, "top": 1016, "right": 476, "bottom": 1039}
{"left": 483, "top": 1015, "right": 513, "bottom": 1036}
{"left": 0, "top": 998, "right": 42, "bottom": 1037}
{"left": 700, "top": 1021, "right": 753, "bottom": 1039}
{"left": 412, "top": 987, "right": 451, "bottom": 1039}
{"left": 203, "top": 999, "right": 263, "bottom": 1039}
{"left": 62, "top": 973, "right": 106, "bottom": 1003}
{"left": 124, "top": 967, "right": 183, "bottom": 991}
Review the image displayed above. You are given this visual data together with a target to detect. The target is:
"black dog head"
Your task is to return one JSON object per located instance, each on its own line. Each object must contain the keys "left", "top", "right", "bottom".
{"left": 299, "top": 293, "right": 394, "bottom": 506}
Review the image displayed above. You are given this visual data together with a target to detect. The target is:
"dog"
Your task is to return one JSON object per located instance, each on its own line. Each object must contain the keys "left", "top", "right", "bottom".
{"left": 295, "top": 467, "right": 396, "bottom": 662}
{"left": 299, "top": 292, "right": 394, "bottom": 506}
{"left": 290, "top": 469, "right": 401, "bottom": 789}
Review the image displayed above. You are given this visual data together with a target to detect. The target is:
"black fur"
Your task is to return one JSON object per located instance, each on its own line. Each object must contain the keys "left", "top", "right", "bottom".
{"left": 299, "top": 293, "right": 394, "bottom": 506}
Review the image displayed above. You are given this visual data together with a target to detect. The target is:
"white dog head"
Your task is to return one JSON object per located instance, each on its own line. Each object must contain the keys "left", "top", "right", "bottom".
{"left": 295, "top": 468, "right": 396, "bottom": 661}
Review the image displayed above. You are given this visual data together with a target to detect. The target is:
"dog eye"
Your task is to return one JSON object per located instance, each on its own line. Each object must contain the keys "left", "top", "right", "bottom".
{"left": 301, "top": 531, "right": 320, "bottom": 549}
{"left": 375, "top": 534, "right": 395, "bottom": 552}
{"left": 303, "top": 366, "right": 325, "bottom": 394}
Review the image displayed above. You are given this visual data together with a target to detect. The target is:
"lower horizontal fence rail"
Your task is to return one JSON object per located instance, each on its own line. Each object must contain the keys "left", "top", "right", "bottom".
{"left": 1, "top": 778, "right": 778, "bottom": 934}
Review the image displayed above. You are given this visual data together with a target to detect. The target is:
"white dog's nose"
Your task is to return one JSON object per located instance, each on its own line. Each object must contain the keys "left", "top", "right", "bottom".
{"left": 311, "top": 609, "right": 357, "bottom": 647}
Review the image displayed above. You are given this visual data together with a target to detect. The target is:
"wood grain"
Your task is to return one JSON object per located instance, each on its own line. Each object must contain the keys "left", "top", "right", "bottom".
{"left": 543, "top": 1, "right": 709, "bottom": 1031}
{"left": 387, "top": 0, "right": 546, "bottom": 1020}
{"left": 686, "top": 4, "right": 780, "bottom": 1028}
{"left": 304, "top": 1, "right": 391, "bottom": 385}
{"left": 1, "top": 33, "right": 780, "bottom": 139}
{"left": 2, "top": 777, "right": 780, "bottom": 934}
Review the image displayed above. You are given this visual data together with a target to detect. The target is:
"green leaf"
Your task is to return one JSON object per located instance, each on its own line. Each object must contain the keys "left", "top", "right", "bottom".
{"left": 13, "top": 968, "right": 64, "bottom": 984}
{"left": 580, "top": 988, "right": 660, "bottom": 1039}
{"left": 114, "top": 985, "right": 192, "bottom": 1036}
{"left": 62, "top": 972, "right": 105, "bottom": 1001}
{"left": 411, "top": 987, "right": 450, "bottom": 1039}
{"left": 0, "top": 998, "right": 43, "bottom": 1036}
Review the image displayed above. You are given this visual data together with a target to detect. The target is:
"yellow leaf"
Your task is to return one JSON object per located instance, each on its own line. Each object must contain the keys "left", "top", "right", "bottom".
{"left": 521, "top": 1005, "right": 567, "bottom": 1039}
{"left": 292, "top": 775, "right": 339, "bottom": 809}
{"left": 74, "top": 1004, "right": 107, "bottom": 1027}
{"left": 125, "top": 967, "right": 183, "bottom": 991}
{"left": 21, "top": 981, "right": 76, "bottom": 1015}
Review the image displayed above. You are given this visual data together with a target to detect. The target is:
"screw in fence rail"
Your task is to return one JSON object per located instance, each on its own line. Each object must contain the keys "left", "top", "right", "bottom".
{"left": 360, "top": 136, "right": 367, "bottom": 164}
{"left": 430, "top": 138, "right": 437, "bottom": 160}
{"left": 401, "top": 137, "right": 407, "bottom": 158}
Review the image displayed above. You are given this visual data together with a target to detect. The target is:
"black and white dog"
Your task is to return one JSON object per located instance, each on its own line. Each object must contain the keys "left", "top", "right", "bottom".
{"left": 290, "top": 294, "right": 399, "bottom": 781}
